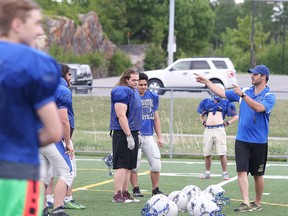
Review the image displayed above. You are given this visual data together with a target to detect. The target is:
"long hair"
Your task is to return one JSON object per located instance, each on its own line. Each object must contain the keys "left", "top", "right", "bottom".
{"left": 116, "top": 68, "right": 138, "bottom": 86}
{"left": 0, "top": 0, "right": 40, "bottom": 37}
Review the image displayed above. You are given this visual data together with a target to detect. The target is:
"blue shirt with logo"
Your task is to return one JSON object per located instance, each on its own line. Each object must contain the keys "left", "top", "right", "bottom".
{"left": 110, "top": 86, "right": 142, "bottom": 131}
{"left": 140, "top": 91, "right": 159, "bottom": 136}
{"left": 225, "top": 86, "right": 276, "bottom": 143}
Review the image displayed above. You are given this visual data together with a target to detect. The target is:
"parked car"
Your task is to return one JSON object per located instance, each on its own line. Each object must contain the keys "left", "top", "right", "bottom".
{"left": 67, "top": 64, "right": 93, "bottom": 94}
{"left": 143, "top": 57, "right": 238, "bottom": 95}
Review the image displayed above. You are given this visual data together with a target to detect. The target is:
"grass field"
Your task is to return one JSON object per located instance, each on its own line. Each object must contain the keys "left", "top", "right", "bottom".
{"left": 72, "top": 96, "right": 288, "bottom": 159}
{"left": 63, "top": 155, "right": 288, "bottom": 216}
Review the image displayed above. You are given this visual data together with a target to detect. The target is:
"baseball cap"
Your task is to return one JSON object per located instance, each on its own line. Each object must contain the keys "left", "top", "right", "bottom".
{"left": 247, "top": 65, "right": 270, "bottom": 79}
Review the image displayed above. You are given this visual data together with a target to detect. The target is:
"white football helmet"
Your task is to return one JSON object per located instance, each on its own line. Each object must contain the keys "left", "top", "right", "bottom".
{"left": 168, "top": 190, "right": 189, "bottom": 212}
{"left": 204, "top": 185, "right": 230, "bottom": 206}
{"left": 182, "top": 185, "right": 201, "bottom": 200}
{"left": 142, "top": 196, "right": 178, "bottom": 216}
{"left": 187, "top": 194, "right": 225, "bottom": 216}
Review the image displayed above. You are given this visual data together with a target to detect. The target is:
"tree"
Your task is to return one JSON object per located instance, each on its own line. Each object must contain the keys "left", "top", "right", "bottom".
{"left": 174, "top": 0, "right": 215, "bottom": 57}
{"left": 220, "top": 16, "right": 269, "bottom": 71}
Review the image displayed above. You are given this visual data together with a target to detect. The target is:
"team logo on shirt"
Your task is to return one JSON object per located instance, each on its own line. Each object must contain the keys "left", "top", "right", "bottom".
{"left": 142, "top": 99, "right": 154, "bottom": 120}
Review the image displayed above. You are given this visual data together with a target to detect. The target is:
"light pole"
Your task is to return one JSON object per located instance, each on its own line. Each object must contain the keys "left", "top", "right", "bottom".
{"left": 250, "top": 0, "right": 256, "bottom": 68}
{"left": 167, "top": 0, "right": 175, "bottom": 66}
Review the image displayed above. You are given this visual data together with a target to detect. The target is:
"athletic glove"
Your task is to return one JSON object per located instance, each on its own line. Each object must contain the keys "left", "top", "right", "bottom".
{"left": 127, "top": 134, "right": 135, "bottom": 150}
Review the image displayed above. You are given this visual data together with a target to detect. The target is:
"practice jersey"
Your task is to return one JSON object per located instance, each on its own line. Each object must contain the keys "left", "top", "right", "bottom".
{"left": 58, "top": 78, "right": 74, "bottom": 130}
{"left": 110, "top": 86, "right": 142, "bottom": 131}
{"left": 197, "top": 98, "right": 237, "bottom": 119}
{"left": 0, "top": 42, "right": 60, "bottom": 179}
{"left": 140, "top": 91, "right": 159, "bottom": 136}
{"left": 225, "top": 86, "right": 276, "bottom": 143}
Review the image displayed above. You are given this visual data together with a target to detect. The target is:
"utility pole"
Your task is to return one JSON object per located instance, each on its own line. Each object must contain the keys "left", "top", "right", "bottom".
{"left": 250, "top": 0, "right": 256, "bottom": 68}
{"left": 167, "top": 0, "right": 175, "bottom": 66}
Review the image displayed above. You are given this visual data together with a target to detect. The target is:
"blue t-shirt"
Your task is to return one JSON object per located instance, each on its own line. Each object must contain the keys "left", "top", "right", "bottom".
{"left": 225, "top": 86, "right": 276, "bottom": 143}
{"left": 197, "top": 98, "right": 237, "bottom": 119}
{"left": 55, "top": 81, "right": 74, "bottom": 130}
{"left": 58, "top": 78, "right": 74, "bottom": 130}
{"left": 110, "top": 86, "right": 142, "bottom": 131}
{"left": 0, "top": 42, "right": 60, "bottom": 166}
{"left": 140, "top": 91, "right": 159, "bottom": 136}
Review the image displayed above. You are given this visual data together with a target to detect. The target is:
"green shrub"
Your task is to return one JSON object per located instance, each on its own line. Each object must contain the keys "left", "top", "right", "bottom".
{"left": 144, "top": 43, "right": 166, "bottom": 70}
{"left": 108, "top": 50, "right": 132, "bottom": 76}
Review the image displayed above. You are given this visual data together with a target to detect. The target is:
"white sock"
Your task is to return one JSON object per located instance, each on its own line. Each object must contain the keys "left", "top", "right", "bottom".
{"left": 46, "top": 194, "right": 54, "bottom": 203}
{"left": 64, "top": 196, "right": 73, "bottom": 203}
{"left": 205, "top": 171, "right": 210, "bottom": 174}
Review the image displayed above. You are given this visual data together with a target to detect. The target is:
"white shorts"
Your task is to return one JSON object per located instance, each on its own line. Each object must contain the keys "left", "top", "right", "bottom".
{"left": 39, "top": 142, "right": 74, "bottom": 187}
{"left": 137, "top": 136, "right": 161, "bottom": 172}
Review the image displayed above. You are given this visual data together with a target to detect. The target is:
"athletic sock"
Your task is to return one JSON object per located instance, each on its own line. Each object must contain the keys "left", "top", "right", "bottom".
{"left": 64, "top": 196, "right": 73, "bottom": 203}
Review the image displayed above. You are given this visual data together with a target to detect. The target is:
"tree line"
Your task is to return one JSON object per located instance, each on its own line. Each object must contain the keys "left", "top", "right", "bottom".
{"left": 36, "top": 0, "right": 288, "bottom": 75}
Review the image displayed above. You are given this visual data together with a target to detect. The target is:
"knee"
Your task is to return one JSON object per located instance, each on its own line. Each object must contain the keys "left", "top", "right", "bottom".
{"left": 59, "top": 172, "right": 74, "bottom": 187}
{"left": 150, "top": 159, "right": 161, "bottom": 172}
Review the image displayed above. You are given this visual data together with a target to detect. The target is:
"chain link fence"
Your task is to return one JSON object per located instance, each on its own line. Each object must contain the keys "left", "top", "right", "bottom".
{"left": 71, "top": 86, "right": 288, "bottom": 161}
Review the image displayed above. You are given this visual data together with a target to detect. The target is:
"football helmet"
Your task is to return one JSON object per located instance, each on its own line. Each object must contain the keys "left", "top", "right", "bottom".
{"left": 142, "top": 196, "right": 178, "bottom": 216}
{"left": 168, "top": 190, "right": 189, "bottom": 212}
{"left": 204, "top": 185, "right": 230, "bottom": 206}
{"left": 182, "top": 185, "right": 201, "bottom": 200}
{"left": 102, "top": 153, "right": 113, "bottom": 176}
{"left": 187, "top": 195, "right": 225, "bottom": 216}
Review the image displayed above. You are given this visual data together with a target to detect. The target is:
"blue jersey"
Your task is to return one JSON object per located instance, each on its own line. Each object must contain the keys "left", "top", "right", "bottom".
{"left": 140, "top": 91, "right": 159, "bottom": 136}
{"left": 110, "top": 86, "right": 142, "bottom": 131}
{"left": 197, "top": 98, "right": 237, "bottom": 119}
{"left": 225, "top": 86, "right": 276, "bottom": 143}
{"left": 0, "top": 42, "right": 60, "bottom": 172}
{"left": 58, "top": 78, "right": 74, "bottom": 130}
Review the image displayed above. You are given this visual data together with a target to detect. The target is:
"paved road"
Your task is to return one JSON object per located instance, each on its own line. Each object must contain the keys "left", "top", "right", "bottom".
{"left": 90, "top": 74, "right": 288, "bottom": 99}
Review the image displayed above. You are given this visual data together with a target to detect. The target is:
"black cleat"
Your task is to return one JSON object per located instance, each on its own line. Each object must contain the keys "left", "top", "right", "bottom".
{"left": 133, "top": 186, "right": 144, "bottom": 197}
{"left": 152, "top": 187, "right": 167, "bottom": 196}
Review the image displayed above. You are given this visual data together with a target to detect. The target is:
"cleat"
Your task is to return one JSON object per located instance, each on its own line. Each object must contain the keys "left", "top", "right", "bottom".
{"left": 234, "top": 202, "right": 252, "bottom": 212}
{"left": 223, "top": 172, "right": 229, "bottom": 180}
{"left": 51, "top": 206, "right": 69, "bottom": 216}
{"left": 133, "top": 186, "right": 144, "bottom": 197}
{"left": 200, "top": 172, "right": 211, "bottom": 179}
{"left": 122, "top": 190, "right": 139, "bottom": 203}
{"left": 63, "top": 200, "right": 85, "bottom": 209}
{"left": 46, "top": 201, "right": 54, "bottom": 209}
{"left": 250, "top": 201, "right": 262, "bottom": 211}
{"left": 112, "top": 190, "right": 125, "bottom": 203}
{"left": 43, "top": 207, "right": 50, "bottom": 216}
{"left": 152, "top": 187, "right": 167, "bottom": 196}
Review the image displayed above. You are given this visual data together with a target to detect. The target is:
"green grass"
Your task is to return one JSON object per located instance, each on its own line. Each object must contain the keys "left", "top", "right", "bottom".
{"left": 63, "top": 155, "right": 288, "bottom": 216}
{"left": 72, "top": 96, "right": 288, "bottom": 158}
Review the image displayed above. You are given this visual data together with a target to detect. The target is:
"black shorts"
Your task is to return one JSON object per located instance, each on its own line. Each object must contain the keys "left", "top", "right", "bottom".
{"left": 235, "top": 139, "right": 268, "bottom": 176}
{"left": 112, "top": 130, "right": 139, "bottom": 170}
